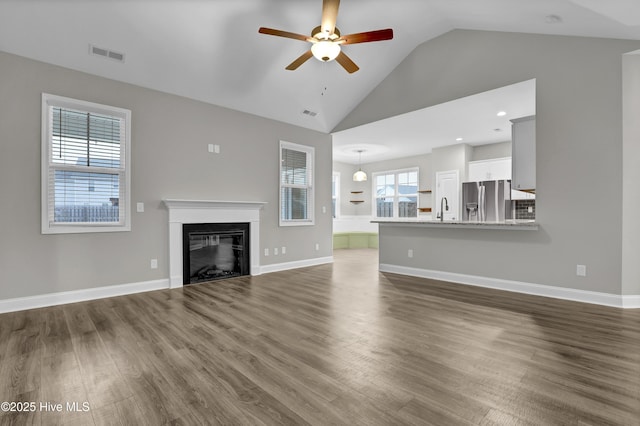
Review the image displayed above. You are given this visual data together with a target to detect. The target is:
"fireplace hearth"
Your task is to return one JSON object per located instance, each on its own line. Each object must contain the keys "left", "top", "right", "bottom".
{"left": 182, "top": 223, "right": 250, "bottom": 285}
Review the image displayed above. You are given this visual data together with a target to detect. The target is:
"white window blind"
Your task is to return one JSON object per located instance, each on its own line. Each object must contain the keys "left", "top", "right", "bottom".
{"left": 280, "top": 141, "right": 314, "bottom": 226}
{"left": 42, "top": 94, "right": 131, "bottom": 234}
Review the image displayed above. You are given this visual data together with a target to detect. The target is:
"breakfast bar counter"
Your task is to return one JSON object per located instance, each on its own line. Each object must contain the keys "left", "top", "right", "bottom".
{"left": 372, "top": 219, "right": 539, "bottom": 231}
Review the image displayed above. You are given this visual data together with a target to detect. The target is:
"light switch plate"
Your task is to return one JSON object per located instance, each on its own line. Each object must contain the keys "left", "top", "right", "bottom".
{"left": 136, "top": 202, "right": 144, "bottom": 213}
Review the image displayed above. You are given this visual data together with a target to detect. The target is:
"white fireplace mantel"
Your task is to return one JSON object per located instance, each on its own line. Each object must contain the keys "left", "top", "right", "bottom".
{"left": 163, "top": 199, "right": 266, "bottom": 288}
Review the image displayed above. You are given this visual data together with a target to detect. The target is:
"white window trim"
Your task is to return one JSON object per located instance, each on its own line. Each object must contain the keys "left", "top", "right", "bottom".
{"left": 41, "top": 93, "right": 132, "bottom": 234}
{"left": 372, "top": 167, "right": 419, "bottom": 219}
{"left": 279, "top": 141, "right": 314, "bottom": 227}
{"left": 332, "top": 171, "right": 340, "bottom": 219}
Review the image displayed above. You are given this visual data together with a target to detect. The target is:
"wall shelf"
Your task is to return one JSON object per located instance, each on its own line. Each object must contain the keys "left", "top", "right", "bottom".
{"left": 350, "top": 200, "right": 365, "bottom": 204}
{"left": 418, "top": 190, "right": 432, "bottom": 194}
{"left": 350, "top": 191, "right": 363, "bottom": 194}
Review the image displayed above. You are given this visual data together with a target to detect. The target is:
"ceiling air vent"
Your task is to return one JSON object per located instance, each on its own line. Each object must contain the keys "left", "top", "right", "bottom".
{"left": 89, "top": 44, "right": 125, "bottom": 63}
{"left": 302, "top": 109, "right": 318, "bottom": 117}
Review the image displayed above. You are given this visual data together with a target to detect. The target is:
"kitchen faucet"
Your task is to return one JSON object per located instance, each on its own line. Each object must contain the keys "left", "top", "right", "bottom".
{"left": 439, "top": 197, "right": 448, "bottom": 222}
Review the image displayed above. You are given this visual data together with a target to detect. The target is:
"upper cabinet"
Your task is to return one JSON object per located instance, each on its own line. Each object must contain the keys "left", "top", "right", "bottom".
{"left": 467, "top": 157, "right": 511, "bottom": 182}
{"left": 511, "top": 115, "right": 536, "bottom": 191}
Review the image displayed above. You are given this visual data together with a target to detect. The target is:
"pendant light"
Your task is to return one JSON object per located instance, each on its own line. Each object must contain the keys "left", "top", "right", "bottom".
{"left": 353, "top": 150, "right": 367, "bottom": 182}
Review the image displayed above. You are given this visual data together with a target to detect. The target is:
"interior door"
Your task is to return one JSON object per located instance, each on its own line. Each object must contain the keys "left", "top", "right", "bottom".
{"left": 435, "top": 170, "right": 459, "bottom": 220}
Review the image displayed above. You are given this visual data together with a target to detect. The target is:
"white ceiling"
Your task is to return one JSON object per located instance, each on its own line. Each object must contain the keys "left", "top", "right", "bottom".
{"left": 0, "top": 0, "right": 639, "bottom": 137}
{"left": 333, "top": 79, "right": 536, "bottom": 164}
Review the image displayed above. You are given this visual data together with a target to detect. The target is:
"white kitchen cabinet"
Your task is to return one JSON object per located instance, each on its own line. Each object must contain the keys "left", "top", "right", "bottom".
{"left": 467, "top": 157, "right": 511, "bottom": 182}
{"left": 511, "top": 115, "right": 536, "bottom": 190}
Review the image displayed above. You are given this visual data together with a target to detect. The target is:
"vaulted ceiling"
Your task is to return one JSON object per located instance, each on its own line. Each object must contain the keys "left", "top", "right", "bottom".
{"left": 1, "top": 0, "right": 639, "bottom": 134}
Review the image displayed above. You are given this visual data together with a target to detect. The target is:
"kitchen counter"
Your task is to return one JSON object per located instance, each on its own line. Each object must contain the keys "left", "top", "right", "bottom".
{"left": 372, "top": 219, "right": 538, "bottom": 231}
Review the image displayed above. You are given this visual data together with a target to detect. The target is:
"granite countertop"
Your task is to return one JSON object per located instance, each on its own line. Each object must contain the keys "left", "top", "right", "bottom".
{"left": 372, "top": 219, "right": 538, "bottom": 230}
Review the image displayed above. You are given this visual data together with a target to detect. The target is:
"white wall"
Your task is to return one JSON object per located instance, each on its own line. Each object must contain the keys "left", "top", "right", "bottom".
{"left": 0, "top": 51, "right": 333, "bottom": 301}
{"left": 335, "top": 30, "right": 640, "bottom": 295}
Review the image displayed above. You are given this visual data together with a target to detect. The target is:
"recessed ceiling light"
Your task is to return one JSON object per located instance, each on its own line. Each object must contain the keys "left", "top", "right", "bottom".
{"left": 497, "top": 111, "right": 507, "bottom": 117}
{"left": 456, "top": 137, "right": 463, "bottom": 141}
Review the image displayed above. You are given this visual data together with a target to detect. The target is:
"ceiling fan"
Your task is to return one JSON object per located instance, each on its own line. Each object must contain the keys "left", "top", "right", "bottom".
{"left": 258, "top": 0, "right": 393, "bottom": 73}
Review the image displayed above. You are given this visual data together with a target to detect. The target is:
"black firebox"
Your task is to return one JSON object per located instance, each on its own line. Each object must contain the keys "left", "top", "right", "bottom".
{"left": 182, "top": 223, "right": 250, "bottom": 285}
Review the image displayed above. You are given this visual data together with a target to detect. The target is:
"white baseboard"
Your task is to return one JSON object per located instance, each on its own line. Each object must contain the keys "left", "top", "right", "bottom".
{"left": 0, "top": 279, "right": 170, "bottom": 314}
{"left": 260, "top": 256, "right": 334, "bottom": 274}
{"left": 622, "top": 295, "right": 640, "bottom": 309}
{"left": 379, "top": 264, "right": 639, "bottom": 309}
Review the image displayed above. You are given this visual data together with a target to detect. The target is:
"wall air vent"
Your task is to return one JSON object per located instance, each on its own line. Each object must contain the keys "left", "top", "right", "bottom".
{"left": 302, "top": 109, "right": 318, "bottom": 117}
{"left": 89, "top": 44, "right": 125, "bottom": 63}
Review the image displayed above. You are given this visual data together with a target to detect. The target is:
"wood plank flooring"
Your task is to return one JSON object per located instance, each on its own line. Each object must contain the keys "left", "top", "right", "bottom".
{"left": 1, "top": 248, "right": 639, "bottom": 425}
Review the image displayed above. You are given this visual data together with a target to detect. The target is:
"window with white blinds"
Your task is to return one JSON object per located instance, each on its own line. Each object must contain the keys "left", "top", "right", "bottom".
{"left": 280, "top": 141, "right": 314, "bottom": 226}
{"left": 41, "top": 93, "right": 131, "bottom": 234}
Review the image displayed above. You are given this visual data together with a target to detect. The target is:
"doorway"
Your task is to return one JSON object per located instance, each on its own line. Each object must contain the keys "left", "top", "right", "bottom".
{"left": 435, "top": 170, "right": 460, "bottom": 220}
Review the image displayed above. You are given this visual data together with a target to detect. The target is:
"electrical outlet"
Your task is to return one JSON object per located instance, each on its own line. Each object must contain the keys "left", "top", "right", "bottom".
{"left": 274, "top": 247, "right": 279, "bottom": 256}
{"left": 136, "top": 202, "right": 144, "bottom": 213}
{"left": 576, "top": 264, "right": 586, "bottom": 277}
{"left": 315, "top": 243, "right": 320, "bottom": 251}
{"left": 281, "top": 246, "right": 286, "bottom": 254}
{"left": 264, "top": 248, "right": 269, "bottom": 257}
{"left": 408, "top": 249, "right": 413, "bottom": 258}
{"left": 322, "top": 206, "right": 326, "bottom": 214}
{"left": 150, "top": 259, "right": 158, "bottom": 269}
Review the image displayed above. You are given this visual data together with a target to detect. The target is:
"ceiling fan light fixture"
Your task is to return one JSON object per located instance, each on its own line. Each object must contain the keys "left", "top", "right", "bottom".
{"left": 311, "top": 41, "right": 341, "bottom": 62}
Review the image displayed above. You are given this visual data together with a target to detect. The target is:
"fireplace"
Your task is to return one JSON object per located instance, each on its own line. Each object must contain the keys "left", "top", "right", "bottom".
{"left": 182, "top": 223, "right": 249, "bottom": 284}
{"left": 163, "top": 199, "right": 266, "bottom": 288}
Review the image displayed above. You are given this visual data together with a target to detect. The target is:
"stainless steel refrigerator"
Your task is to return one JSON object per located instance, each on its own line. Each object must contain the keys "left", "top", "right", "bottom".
{"left": 462, "top": 180, "right": 512, "bottom": 222}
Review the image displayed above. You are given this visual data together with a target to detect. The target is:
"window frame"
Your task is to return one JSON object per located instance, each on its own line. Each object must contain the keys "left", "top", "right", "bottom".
{"left": 332, "top": 171, "right": 340, "bottom": 219}
{"left": 372, "top": 167, "right": 419, "bottom": 219}
{"left": 279, "top": 141, "right": 314, "bottom": 227}
{"left": 41, "top": 93, "right": 132, "bottom": 234}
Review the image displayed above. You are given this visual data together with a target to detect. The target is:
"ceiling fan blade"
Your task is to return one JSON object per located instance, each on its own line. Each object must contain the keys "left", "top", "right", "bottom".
{"left": 286, "top": 50, "right": 314, "bottom": 70}
{"left": 259, "top": 27, "right": 311, "bottom": 42}
{"left": 335, "top": 51, "right": 359, "bottom": 74}
{"left": 338, "top": 28, "right": 394, "bottom": 45}
{"left": 321, "top": 0, "right": 340, "bottom": 36}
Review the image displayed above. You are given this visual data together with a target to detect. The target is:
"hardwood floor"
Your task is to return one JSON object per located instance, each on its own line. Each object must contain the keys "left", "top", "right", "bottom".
{"left": 1, "top": 248, "right": 639, "bottom": 425}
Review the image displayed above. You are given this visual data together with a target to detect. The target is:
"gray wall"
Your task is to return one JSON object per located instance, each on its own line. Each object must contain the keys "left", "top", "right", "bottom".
{"left": 472, "top": 141, "right": 511, "bottom": 161}
{"left": 622, "top": 52, "right": 640, "bottom": 296}
{"left": 0, "top": 51, "right": 332, "bottom": 300}
{"left": 336, "top": 30, "right": 640, "bottom": 295}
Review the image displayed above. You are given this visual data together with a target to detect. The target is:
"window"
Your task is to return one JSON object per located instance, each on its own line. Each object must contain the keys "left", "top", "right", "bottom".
{"left": 41, "top": 93, "right": 131, "bottom": 234}
{"left": 373, "top": 168, "right": 418, "bottom": 219}
{"left": 332, "top": 172, "right": 340, "bottom": 219}
{"left": 280, "top": 141, "right": 314, "bottom": 226}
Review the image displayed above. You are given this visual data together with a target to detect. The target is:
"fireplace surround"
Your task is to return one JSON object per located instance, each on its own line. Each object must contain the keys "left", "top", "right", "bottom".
{"left": 163, "top": 199, "right": 266, "bottom": 288}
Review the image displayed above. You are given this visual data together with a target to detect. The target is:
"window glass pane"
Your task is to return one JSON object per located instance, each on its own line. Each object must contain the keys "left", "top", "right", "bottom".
{"left": 399, "top": 196, "right": 417, "bottom": 217}
{"left": 376, "top": 198, "right": 393, "bottom": 217}
{"left": 53, "top": 170, "right": 120, "bottom": 223}
{"left": 398, "top": 172, "right": 418, "bottom": 195}
{"left": 281, "top": 148, "right": 307, "bottom": 185}
{"left": 52, "top": 107, "right": 121, "bottom": 169}
{"left": 376, "top": 174, "right": 395, "bottom": 196}
{"left": 281, "top": 187, "right": 308, "bottom": 220}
